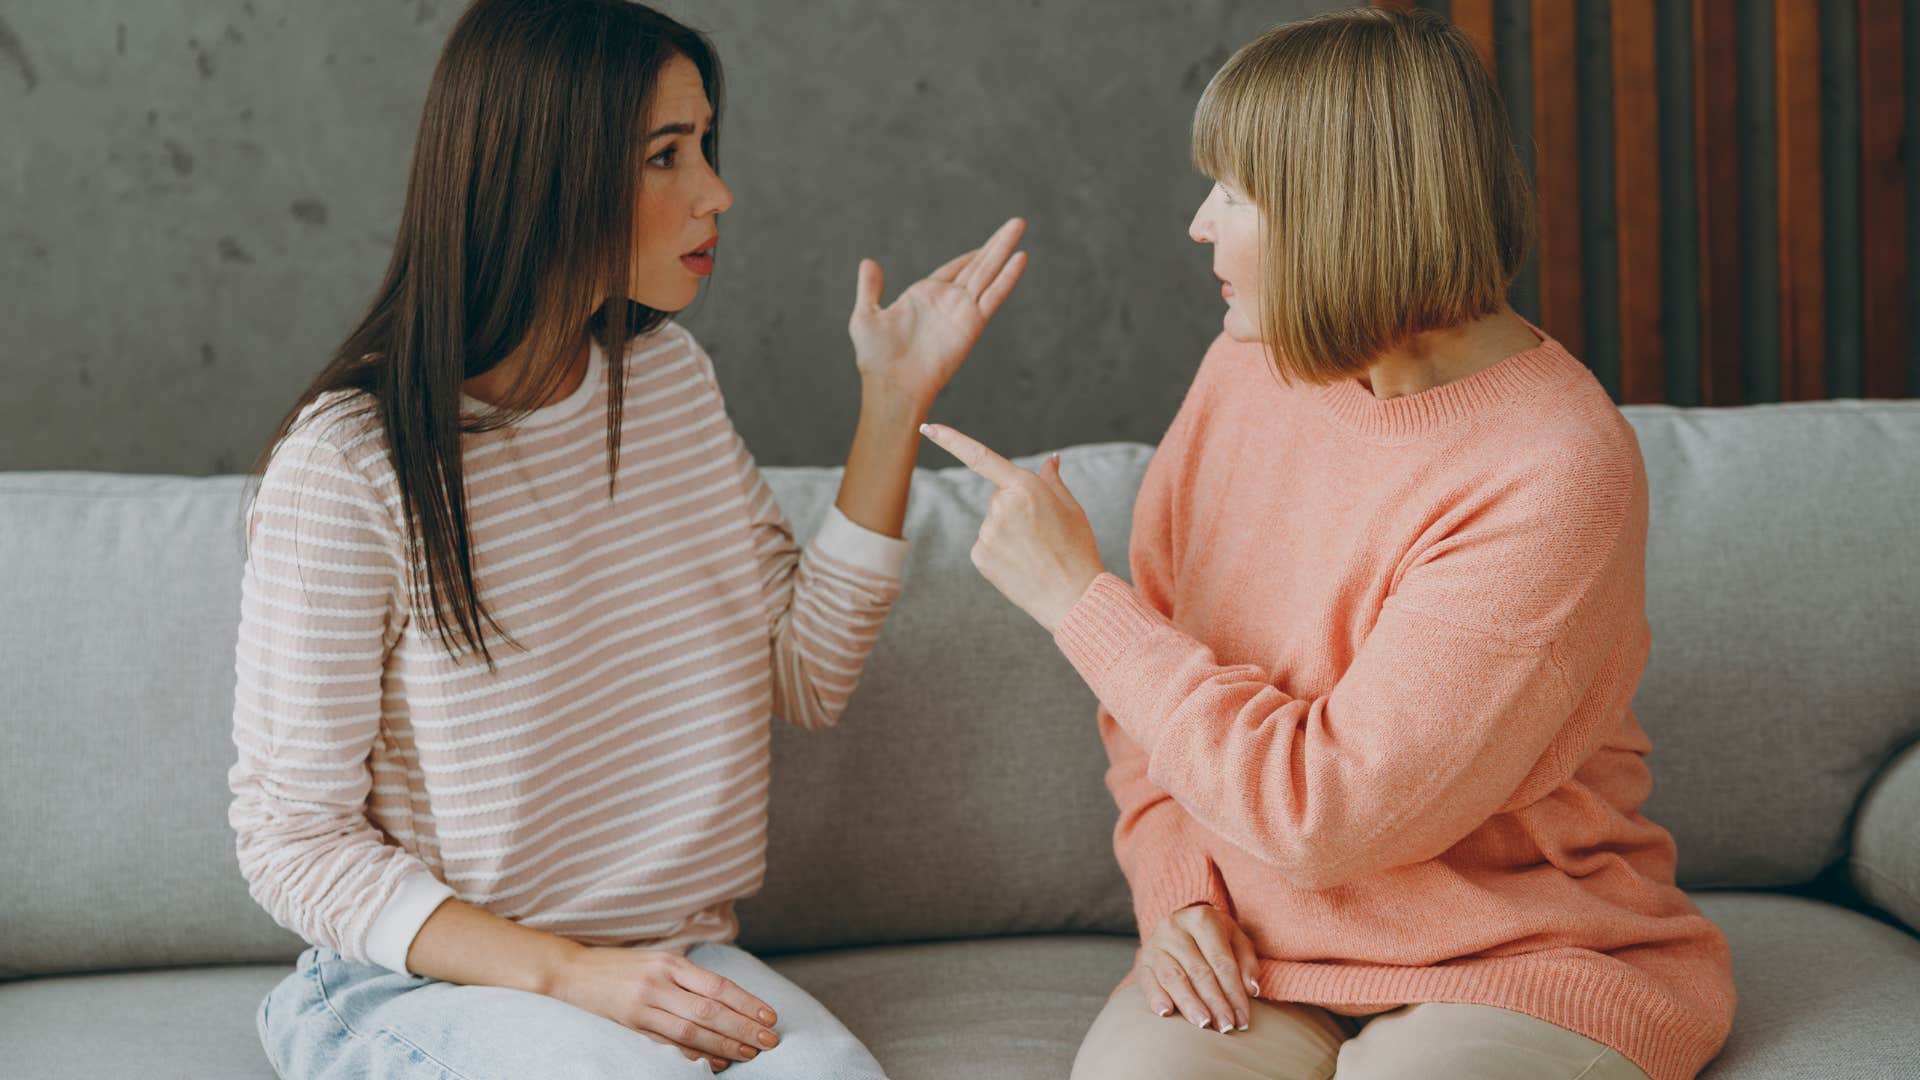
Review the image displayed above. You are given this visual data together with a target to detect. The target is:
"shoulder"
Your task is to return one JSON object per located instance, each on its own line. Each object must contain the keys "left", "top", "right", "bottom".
{"left": 622, "top": 319, "right": 716, "bottom": 390}
{"left": 259, "top": 390, "right": 400, "bottom": 531}
{"left": 1498, "top": 367, "right": 1646, "bottom": 523}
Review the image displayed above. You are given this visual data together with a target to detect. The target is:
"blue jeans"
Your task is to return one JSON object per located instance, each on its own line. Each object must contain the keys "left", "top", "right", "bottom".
{"left": 258, "top": 943, "right": 889, "bottom": 1079}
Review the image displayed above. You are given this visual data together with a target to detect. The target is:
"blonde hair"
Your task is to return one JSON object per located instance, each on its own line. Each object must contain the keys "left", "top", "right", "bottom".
{"left": 1191, "top": 7, "right": 1533, "bottom": 384}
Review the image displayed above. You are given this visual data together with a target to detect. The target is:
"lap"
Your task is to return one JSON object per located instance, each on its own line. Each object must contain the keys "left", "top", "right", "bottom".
{"left": 1070, "top": 984, "right": 1650, "bottom": 1080}
{"left": 1070, "top": 982, "right": 1357, "bottom": 1080}
{"left": 257, "top": 943, "right": 885, "bottom": 1080}
{"left": 1335, "top": 1002, "right": 1651, "bottom": 1080}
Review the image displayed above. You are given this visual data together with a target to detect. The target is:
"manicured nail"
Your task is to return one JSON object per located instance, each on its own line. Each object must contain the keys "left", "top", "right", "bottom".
{"left": 1156, "top": 1006, "right": 1172, "bottom": 1017}
{"left": 758, "top": 1009, "right": 776, "bottom": 1025}
{"left": 757, "top": 1029, "right": 779, "bottom": 1048}
{"left": 1247, "top": 978, "right": 1259, "bottom": 995}
{"left": 1195, "top": 1016, "right": 1209, "bottom": 1029}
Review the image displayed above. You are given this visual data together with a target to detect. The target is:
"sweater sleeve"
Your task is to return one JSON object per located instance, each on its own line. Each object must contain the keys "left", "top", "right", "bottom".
{"left": 226, "top": 419, "right": 453, "bottom": 972}
{"left": 684, "top": 331, "right": 909, "bottom": 730}
{"left": 1054, "top": 439, "right": 1641, "bottom": 891}
{"left": 1102, "top": 382, "right": 1234, "bottom": 938}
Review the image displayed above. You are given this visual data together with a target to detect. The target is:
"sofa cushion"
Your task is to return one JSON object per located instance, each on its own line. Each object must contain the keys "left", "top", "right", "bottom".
{"left": 4, "top": 403, "right": 1917, "bottom": 978}
{"left": 1621, "top": 402, "right": 1920, "bottom": 889}
{"left": 1851, "top": 737, "right": 1920, "bottom": 933}
{"left": 2, "top": 896, "right": 1914, "bottom": 1080}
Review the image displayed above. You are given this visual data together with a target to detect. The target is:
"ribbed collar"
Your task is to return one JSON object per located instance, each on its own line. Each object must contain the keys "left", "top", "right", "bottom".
{"left": 460, "top": 340, "right": 605, "bottom": 430}
{"left": 1311, "top": 317, "right": 1581, "bottom": 440}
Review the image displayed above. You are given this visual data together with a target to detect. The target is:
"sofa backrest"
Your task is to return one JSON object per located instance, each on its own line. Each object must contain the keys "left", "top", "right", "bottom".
{"left": 2, "top": 402, "right": 1915, "bottom": 979}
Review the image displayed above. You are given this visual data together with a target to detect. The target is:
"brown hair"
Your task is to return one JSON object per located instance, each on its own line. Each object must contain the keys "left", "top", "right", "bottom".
{"left": 1191, "top": 7, "right": 1532, "bottom": 383}
{"left": 248, "top": 0, "right": 723, "bottom": 669}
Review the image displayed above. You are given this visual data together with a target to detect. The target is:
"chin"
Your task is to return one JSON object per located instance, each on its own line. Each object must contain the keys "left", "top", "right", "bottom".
{"left": 1222, "top": 309, "right": 1260, "bottom": 343}
{"left": 626, "top": 283, "right": 700, "bottom": 313}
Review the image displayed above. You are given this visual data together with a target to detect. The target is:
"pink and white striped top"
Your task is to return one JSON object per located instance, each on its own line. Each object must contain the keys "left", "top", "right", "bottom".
{"left": 227, "top": 322, "right": 907, "bottom": 975}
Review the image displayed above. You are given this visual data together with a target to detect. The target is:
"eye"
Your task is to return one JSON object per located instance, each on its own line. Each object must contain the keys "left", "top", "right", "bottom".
{"left": 648, "top": 146, "right": 677, "bottom": 169}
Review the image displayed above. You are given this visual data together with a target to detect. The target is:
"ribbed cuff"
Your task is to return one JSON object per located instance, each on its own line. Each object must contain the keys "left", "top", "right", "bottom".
{"left": 812, "top": 504, "right": 910, "bottom": 579}
{"left": 1133, "top": 850, "right": 1234, "bottom": 939}
{"left": 364, "top": 871, "right": 456, "bottom": 976}
{"left": 1051, "top": 572, "right": 1171, "bottom": 704}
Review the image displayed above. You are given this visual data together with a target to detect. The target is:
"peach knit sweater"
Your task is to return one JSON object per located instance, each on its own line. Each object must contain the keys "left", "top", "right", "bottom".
{"left": 1052, "top": 327, "right": 1735, "bottom": 1080}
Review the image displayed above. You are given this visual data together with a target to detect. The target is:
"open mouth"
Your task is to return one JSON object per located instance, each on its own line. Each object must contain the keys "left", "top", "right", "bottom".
{"left": 681, "top": 237, "right": 717, "bottom": 276}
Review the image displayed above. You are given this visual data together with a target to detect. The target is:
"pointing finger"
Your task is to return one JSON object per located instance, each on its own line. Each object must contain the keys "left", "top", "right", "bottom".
{"left": 919, "top": 423, "right": 1029, "bottom": 490}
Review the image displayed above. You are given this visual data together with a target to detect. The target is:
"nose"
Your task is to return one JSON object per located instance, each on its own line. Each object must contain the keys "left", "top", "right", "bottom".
{"left": 701, "top": 166, "right": 733, "bottom": 218}
{"left": 1188, "top": 205, "right": 1213, "bottom": 245}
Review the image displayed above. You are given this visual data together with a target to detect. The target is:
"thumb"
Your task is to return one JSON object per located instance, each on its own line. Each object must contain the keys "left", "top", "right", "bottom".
{"left": 1231, "top": 925, "right": 1260, "bottom": 998}
{"left": 1040, "top": 453, "right": 1080, "bottom": 503}
{"left": 855, "top": 258, "right": 883, "bottom": 315}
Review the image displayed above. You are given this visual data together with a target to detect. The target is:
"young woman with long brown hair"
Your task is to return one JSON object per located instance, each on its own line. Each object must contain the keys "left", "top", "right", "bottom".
{"left": 922, "top": 10, "right": 1734, "bottom": 1079}
{"left": 228, "top": 2, "right": 1023, "bottom": 1075}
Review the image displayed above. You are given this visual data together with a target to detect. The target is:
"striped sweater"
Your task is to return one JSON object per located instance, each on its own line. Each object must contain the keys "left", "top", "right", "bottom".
{"left": 227, "top": 322, "right": 907, "bottom": 975}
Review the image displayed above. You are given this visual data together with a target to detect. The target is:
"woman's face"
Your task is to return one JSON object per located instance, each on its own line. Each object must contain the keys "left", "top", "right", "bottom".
{"left": 629, "top": 53, "right": 733, "bottom": 311}
{"left": 1188, "top": 179, "right": 1263, "bottom": 342}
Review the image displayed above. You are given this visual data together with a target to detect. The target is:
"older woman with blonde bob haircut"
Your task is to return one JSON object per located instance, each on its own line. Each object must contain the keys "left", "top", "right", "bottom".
{"left": 921, "top": 9, "right": 1735, "bottom": 1080}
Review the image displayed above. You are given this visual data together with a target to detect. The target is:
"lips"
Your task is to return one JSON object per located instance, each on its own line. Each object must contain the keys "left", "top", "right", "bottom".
{"left": 680, "top": 236, "right": 717, "bottom": 277}
{"left": 1217, "top": 273, "right": 1234, "bottom": 299}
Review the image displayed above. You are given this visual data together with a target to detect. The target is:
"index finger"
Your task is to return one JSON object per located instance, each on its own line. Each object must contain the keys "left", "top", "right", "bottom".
{"left": 919, "top": 423, "right": 1028, "bottom": 489}
{"left": 675, "top": 961, "right": 778, "bottom": 1028}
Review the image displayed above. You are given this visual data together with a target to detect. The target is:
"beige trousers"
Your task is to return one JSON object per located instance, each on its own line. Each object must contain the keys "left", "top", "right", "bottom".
{"left": 1071, "top": 983, "right": 1654, "bottom": 1080}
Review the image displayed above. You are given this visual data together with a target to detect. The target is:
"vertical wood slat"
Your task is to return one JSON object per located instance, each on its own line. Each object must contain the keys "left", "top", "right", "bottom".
{"left": 1775, "top": 0, "right": 1826, "bottom": 401}
{"left": 1532, "top": 1, "right": 1586, "bottom": 358}
{"left": 1694, "top": 0, "right": 1745, "bottom": 405}
{"left": 1449, "top": 0, "right": 1498, "bottom": 75}
{"left": 1858, "top": 0, "right": 1908, "bottom": 398}
{"left": 1611, "top": 0, "right": 1666, "bottom": 404}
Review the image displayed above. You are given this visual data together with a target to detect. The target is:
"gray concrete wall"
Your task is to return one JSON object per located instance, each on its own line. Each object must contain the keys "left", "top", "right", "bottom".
{"left": 2, "top": 1, "right": 1909, "bottom": 474}
{"left": 0, "top": 0, "right": 1324, "bottom": 474}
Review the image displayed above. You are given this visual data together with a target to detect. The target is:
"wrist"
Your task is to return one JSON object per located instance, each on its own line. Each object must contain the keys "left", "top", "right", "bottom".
{"left": 1043, "top": 565, "right": 1105, "bottom": 633}
{"left": 534, "top": 937, "right": 590, "bottom": 999}
{"left": 857, "top": 375, "right": 935, "bottom": 424}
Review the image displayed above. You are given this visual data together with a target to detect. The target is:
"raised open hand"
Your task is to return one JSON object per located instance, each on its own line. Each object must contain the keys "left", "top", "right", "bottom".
{"left": 849, "top": 217, "right": 1027, "bottom": 411}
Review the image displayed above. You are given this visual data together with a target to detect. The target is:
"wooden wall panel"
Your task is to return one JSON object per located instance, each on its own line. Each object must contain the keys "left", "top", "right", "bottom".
{"left": 1775, "top": 0, "right": 1826, "bottom": 401}
{"left": 1858, "top": 0, "right": 1909, "bottom": 398}
{"left": 1532, "top": 1, "right": 1587, "bottom": 357}
{"left": 1693, "top": 0, "right": 1745, "bottom": 405}
{"left": 1450, "top": 0, "right": 1498, "bottom": 74}
{"left": 1612, "top": 0, "right": 1666, "bottom": 404}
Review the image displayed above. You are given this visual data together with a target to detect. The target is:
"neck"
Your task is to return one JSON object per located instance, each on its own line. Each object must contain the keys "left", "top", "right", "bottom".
{"left": 1354, "top": 303, "right": 1543, "bottom": 400}
{"left": 464, "top": 330, "right": 592, "bottom": 410}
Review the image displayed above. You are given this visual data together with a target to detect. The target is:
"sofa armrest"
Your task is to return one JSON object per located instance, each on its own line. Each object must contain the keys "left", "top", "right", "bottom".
{"left": 1851, "top": 736, "right": 1920, "bottom": 934}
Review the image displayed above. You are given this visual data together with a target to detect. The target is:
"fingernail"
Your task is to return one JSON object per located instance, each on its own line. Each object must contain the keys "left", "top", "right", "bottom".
{"left": 1195, "top": 1016, "right": 1209, "bottom": 1029}
{"left": 918, "top": 423, "right": 932, "bottom": 435}
{"left": 758, "top": 1009, "right": 776, "bottom": 1025}
{"left": 756, "top": 1029, "right": 779, "bottom": 1048}
{"left": 1248, "top": 978, "right": 1260, "bottom": 995}
{"left": 1156, "top": 1007, "right": 1172, "bottom": 1017}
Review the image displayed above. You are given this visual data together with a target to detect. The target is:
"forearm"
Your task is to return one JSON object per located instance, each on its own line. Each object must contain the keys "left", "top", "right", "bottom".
{"left": 403, "top": 896, "right": 585, "bottom": 996}
{"left": 832, "top": 380, "right": 929, "bottom": 540}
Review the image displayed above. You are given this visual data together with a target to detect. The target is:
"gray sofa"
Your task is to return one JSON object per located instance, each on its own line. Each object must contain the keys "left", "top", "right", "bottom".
{"left": 3, "top": 400, "right": 1918, "bottom": 1079}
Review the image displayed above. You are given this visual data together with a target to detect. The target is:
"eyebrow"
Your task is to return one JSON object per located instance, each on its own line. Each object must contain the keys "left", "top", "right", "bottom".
{"left": 643, "top": 115, "right": 712, "bottom": 143}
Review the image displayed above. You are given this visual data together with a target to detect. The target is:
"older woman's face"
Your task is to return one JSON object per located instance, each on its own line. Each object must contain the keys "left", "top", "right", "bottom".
{"left": 630, "top": 53, "right": 733, "bottom": 311}
{"left": 1188, "top": 180, "right": 1263, "bottom": 342}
